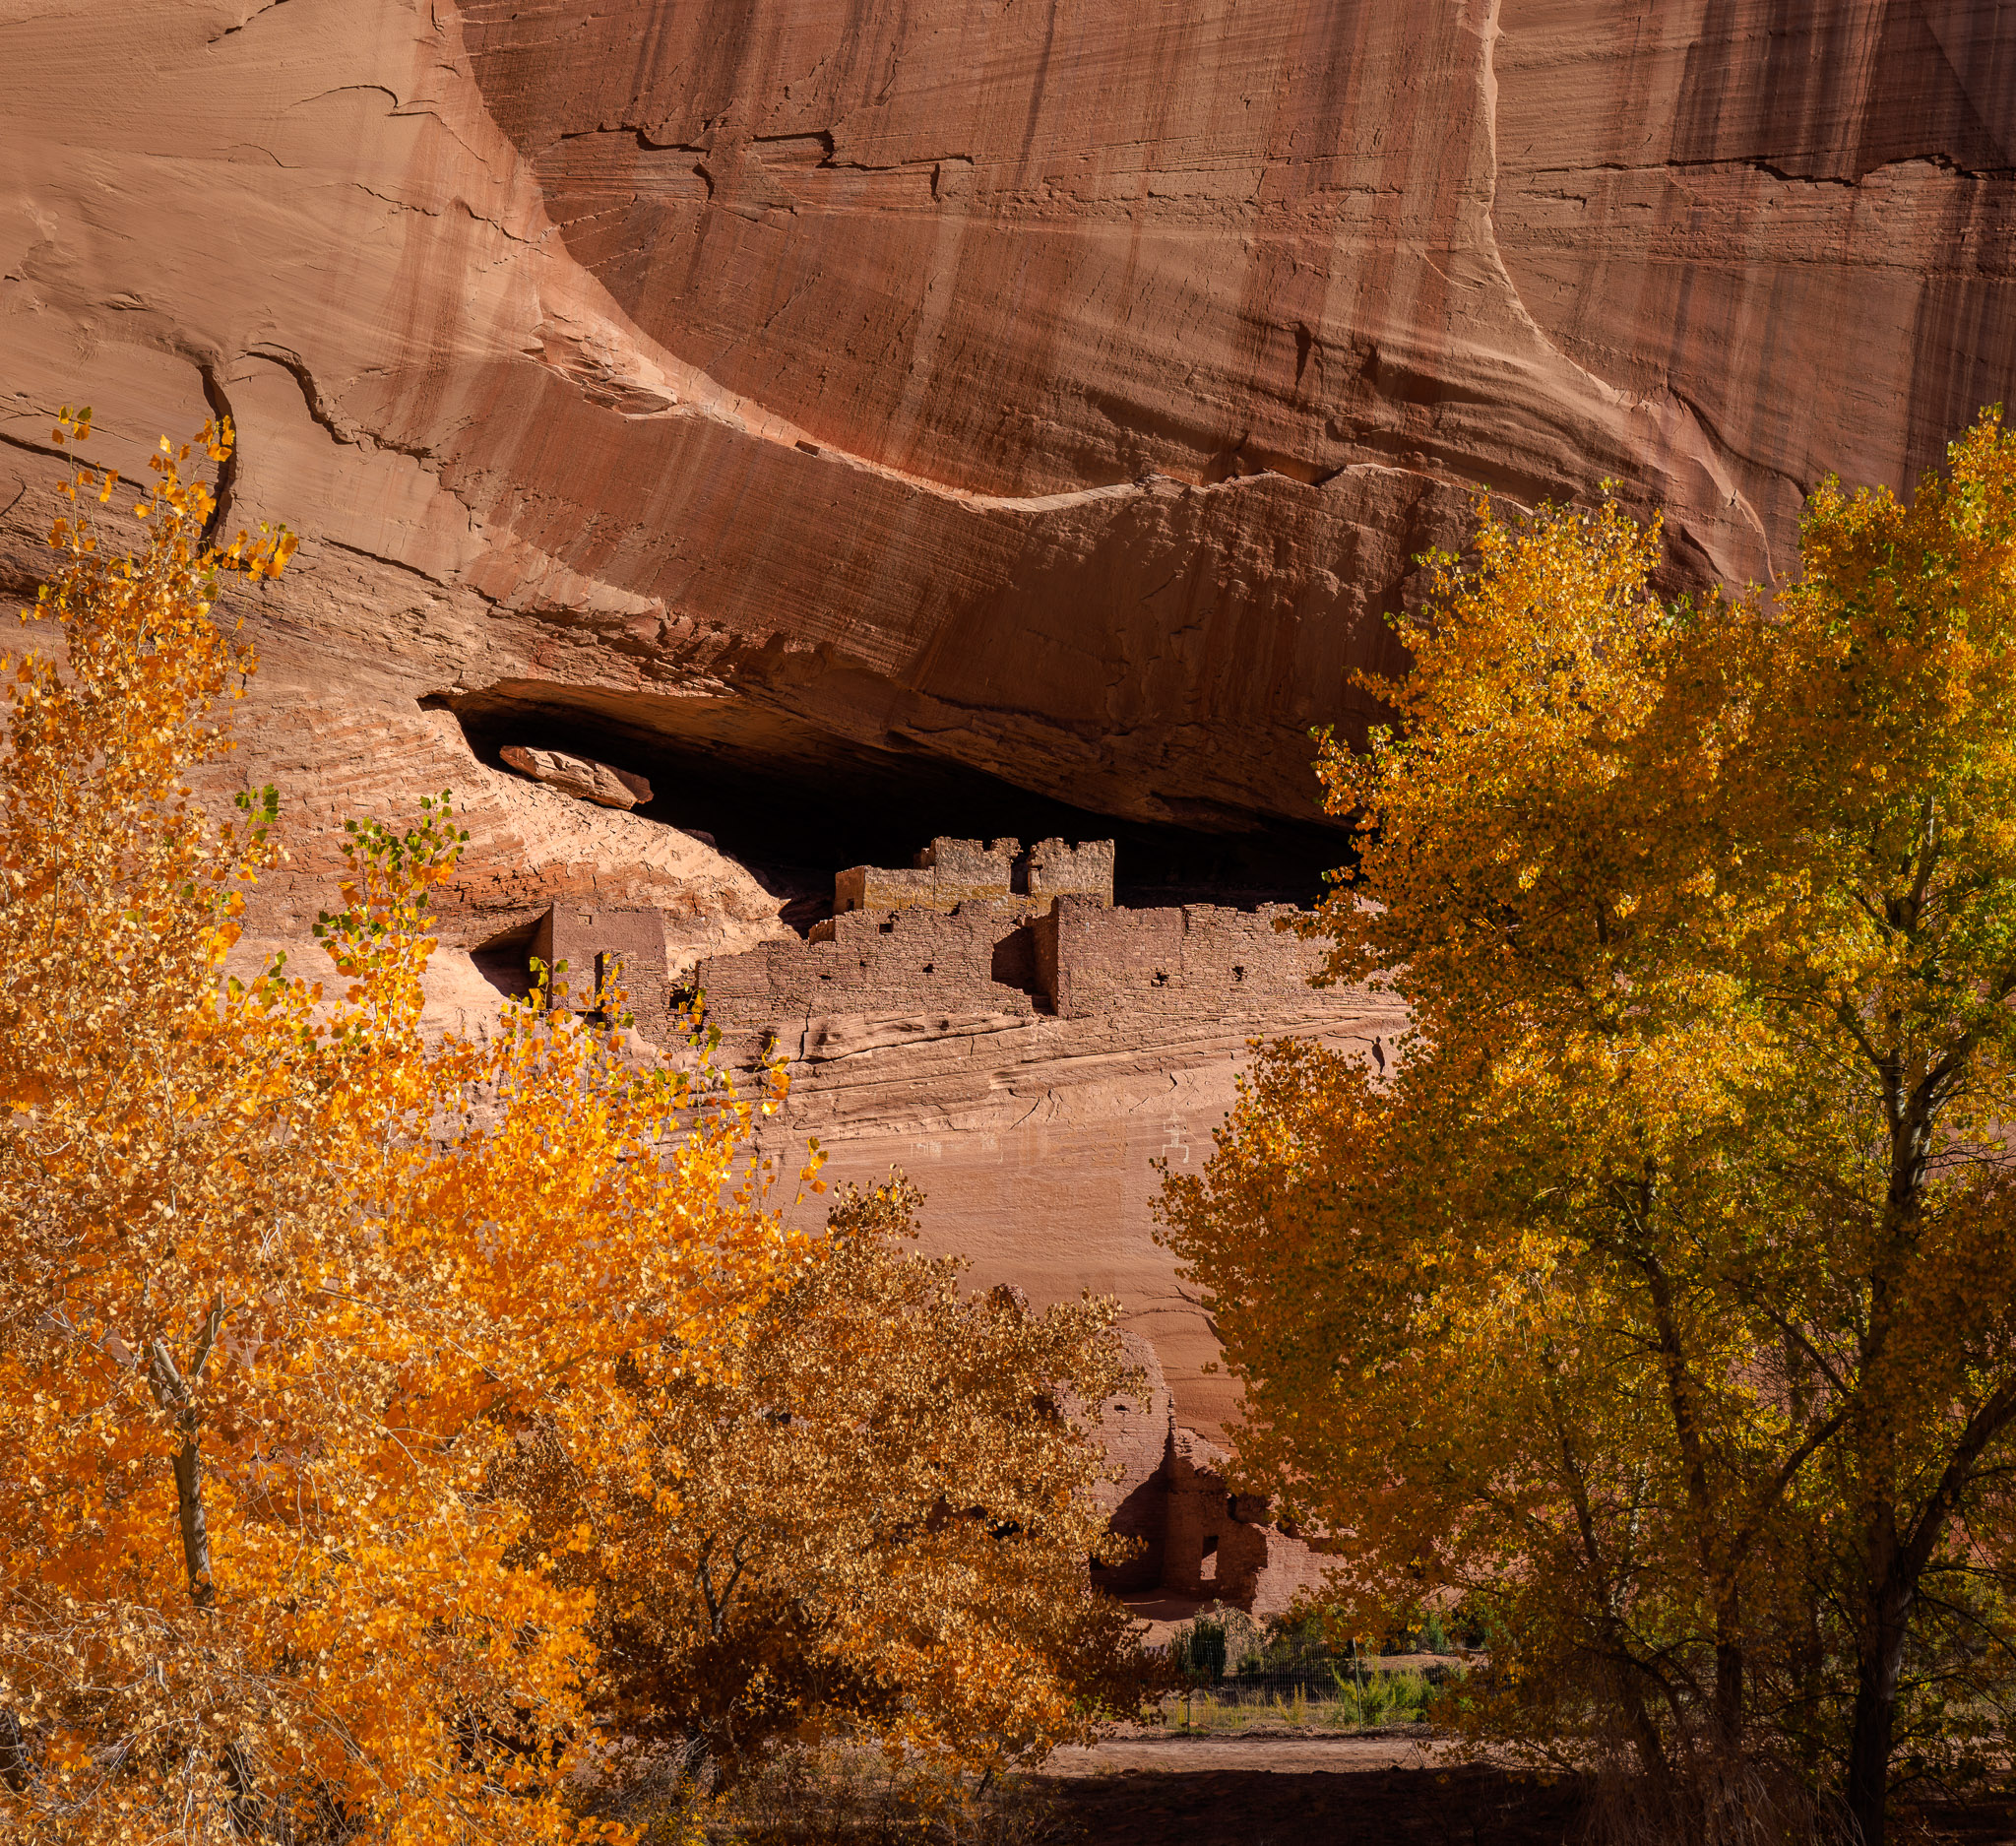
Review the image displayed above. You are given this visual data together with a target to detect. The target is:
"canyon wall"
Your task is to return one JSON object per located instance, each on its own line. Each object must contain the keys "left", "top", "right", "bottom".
{"left": 6, "top": 0, "right": 2010, "bottom": 865}
{"left": 542, "top": 854, "right": 1408, "bottom": 1455}
{"left": 724, "top": 945, "right": 1401, "bottom": 1443}
{"left": 3, "top": 0, "right": 2012, "bottom": 1520}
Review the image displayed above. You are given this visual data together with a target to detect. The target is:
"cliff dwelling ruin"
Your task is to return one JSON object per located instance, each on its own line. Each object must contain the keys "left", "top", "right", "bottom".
{"left": 531, "top": 834, "right": 1401, "bottom": 1612}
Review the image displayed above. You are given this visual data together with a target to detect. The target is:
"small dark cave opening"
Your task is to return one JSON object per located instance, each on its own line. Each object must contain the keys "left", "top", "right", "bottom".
{"left": 428, "top": 684, "right": 1354, "bottom": 933}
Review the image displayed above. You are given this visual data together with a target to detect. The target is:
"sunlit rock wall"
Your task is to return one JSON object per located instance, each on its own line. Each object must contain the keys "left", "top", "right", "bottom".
{"left": 7, "top": 0, "right": 2008, "bottom": 852}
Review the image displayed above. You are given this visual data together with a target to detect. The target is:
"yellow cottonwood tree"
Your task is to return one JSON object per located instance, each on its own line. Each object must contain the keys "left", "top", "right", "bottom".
{"left": 514, "top": 1178, "right": 1152, "bottom": 1808}
{"left": 0, "top": 420, "right": 805, "bottom": 1843}
{"left": 1161, "top": 412, "right": 2016, "bottom": 1845}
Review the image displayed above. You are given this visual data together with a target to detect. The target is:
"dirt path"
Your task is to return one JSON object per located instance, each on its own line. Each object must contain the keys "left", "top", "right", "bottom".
{"left": 1037, "top": 1733, "right": 2016, "bottom": 1844}
{"left": 1044, "top": 1727, "right": 1445, "bottom": 1777}
{"left": 1035, "top": 1748, "right": 1583, "bottom": 1846}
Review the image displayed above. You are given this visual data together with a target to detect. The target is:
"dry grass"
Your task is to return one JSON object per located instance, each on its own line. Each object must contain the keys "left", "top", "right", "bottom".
{"left": 1576, "top": 1752, "right": 1860, "bottom": 1846}
{"left": 1162, "top": 1667, "right": 1436, "bottom": 1734}
{"left": 592, "top": 1742, "right": 1063, "bottom": 1846}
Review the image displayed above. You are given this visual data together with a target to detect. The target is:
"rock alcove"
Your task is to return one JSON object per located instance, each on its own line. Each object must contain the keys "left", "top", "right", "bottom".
{"left": 426, "top": 684, "right": 1356, "bottom": 933}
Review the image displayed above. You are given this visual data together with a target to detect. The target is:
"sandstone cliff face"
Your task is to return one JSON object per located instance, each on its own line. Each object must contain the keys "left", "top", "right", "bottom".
{"left": 1492, "top": 2, "right": 2016, "bottom": 586}
{"left": 757, "top": 987, "right": 1401, "bottom": 1437}
{"left": 6, "top": 0, "right": 2009, "bottom": 852}
{"left": 4, "top": 0, "right": 2011, "bottom": 1556}
{"left": 191, "top": 700, "right": 788, "bottom": 965}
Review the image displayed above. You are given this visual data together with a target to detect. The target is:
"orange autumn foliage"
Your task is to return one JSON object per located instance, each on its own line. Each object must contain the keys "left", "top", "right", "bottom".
{"left": 0, "top": 419, "right": 808, "bottom": 1845}
{"left": 513, "top": 1177, "right": 1152, "bottom": 1808}
{"left": 1, "top": 415, "right": 1155, "bottom": 1845}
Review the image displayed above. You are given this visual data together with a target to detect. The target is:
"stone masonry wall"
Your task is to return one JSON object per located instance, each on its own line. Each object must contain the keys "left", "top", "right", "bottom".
{"left": 834, "top": 837, "right": 1021, "bottom": 914}
{"left": 1038, "top": 895, "right": 1326, "bottom": 1021}
{"left": 537, "top": 843, "right": 1339, "bottom": 1080}
{"left": 533, "top": 904, "right": 672, "bottom": 1021}
{"left": 688, "top": 893, "right": 1328, "bottom": 1048}
{"left": 833, "top": 835, "right": 1114, "bottom": 916}
{"left": 1025, "top": 837, "right": 1115, "bottom": 905}
{"left": 694, "top": 901, "right": 1039, "bottom": 1045}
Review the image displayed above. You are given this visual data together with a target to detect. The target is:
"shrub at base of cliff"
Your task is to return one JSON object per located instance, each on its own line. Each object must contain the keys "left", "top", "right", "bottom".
{"left": 515, "top": 1176, "right": 1156, "bottom": 1821}
{"left": 1160, "top": 410, "right": 2016, "bottom": 1846}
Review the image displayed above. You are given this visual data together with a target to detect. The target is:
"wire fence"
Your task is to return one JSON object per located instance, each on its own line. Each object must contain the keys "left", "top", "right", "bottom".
{"left": 1179, "top": 1664, "right": 1460, "bottom": 1698}
{"left": 1159, "top": 1670, "right": 1442, "bottom": 1734}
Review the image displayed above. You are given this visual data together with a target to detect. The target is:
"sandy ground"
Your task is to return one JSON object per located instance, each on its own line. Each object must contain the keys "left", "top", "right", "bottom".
{"left": 1045, "top": 1726, "right": 1446, "bottom": 1777}
{"left": 1033, "top": 1749, "right": 1584, "bottom": 1846}
{"left": 1038, "top": 1732, "right": 2016, "bottom": 1844}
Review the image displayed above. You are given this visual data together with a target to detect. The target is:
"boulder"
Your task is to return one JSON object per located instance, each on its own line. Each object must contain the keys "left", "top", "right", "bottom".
{"left": 499, "top": 744, "right": 654, "bottom": 809}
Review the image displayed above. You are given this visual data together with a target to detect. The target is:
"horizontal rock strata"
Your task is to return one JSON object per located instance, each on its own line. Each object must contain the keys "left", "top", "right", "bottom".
{"left": 7, "top": 0, "right": 2010, "bottom": 846}
{"left": 537, "top": 838, "right": 1406, "bottom": 1435}
{"left": 7, "top": 0, "right": 2009, "bottom": 1599}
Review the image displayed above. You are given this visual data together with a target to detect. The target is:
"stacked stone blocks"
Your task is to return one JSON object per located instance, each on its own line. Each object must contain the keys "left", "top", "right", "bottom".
{"left": 832, "top": 835, "right": 1116, "bottom": 916}
{"left": 535, "top": 835, "right": 1335, "bottom": 1052}
{"left": 532, "top": 903, "right": 672, "bottom": 1021}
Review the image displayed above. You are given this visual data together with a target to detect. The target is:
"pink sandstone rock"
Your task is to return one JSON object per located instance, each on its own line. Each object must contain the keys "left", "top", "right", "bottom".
{"left": 1086, "top": 1330, "right": 1180, "bottom": 1594}
{"left": 1076, "top": 1331, "right": 1333, "bottom": 1615}
{"left": 1160, "top": 1427, "right": 1333, "bottom": 1620}
{"left": 4, "top": 0, "right": 2008, "bottom": 1601}
{"left": 185, "top": 700, "right": 788, "bottom": 975}
{"left": 499, "top": 744, "right": 654, "bottom": 809}
{"left": 741, "top": 972, "right": 1402, "bottom": 1446}
{"left": 0, "top": 618, "right": 789, "bottom": 984}
{"left": 6, "top": 0, "right": 2011, "bottom": 848}
{"left": 545, "top": 846, "right": 1409, "bottom": 1438}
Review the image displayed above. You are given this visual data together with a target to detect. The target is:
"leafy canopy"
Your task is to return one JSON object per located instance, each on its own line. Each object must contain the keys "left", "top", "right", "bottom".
{"left": 0, "top": 415, "right": 807, "bottom": 1845}
{"left": 1160, "top": 410, "right": 2016, "bottom": 1844}
{"left": 517, "top": 1178, "right": 1152, "bottom": 1817}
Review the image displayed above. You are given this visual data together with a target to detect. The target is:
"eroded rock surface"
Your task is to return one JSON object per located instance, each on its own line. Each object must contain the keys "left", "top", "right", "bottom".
{"left": 546, "top": 839, "right": 1410, "bottom": 1436}
{"left": 7, "top": 0, "right": 2010, "bottom": 845}
{"left": 1085, "top": 1332, "right": 1333, "bottom": 1616}
{"left": 750, "top": 977, "right": 1399, "bottom": 1442}
{"left": 4, "top": 0, "right": 2011, "bottom": 1575}
{"left": 189, "top": 700, "right": 787, "bottom": 970}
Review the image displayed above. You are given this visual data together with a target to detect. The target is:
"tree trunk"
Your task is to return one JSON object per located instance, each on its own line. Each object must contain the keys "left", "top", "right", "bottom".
{"left": 149, "top": 1326, "right": 218, "bottom": 1607}
{"left": 170, "top": 1428, "right": 216, "bottom": 1608}
{"left": 1622, "top": 1677, "right": 1674, "bottom": 1791}
{"left": 147, "top": 1312, "right": 254, "bottom": 1832}
{"left": 1713, "top": 1635, "right": 1745, "bottom": 1753}
{"left": 1846, "top": 1566, "right": 1913, "bottom": 1846}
